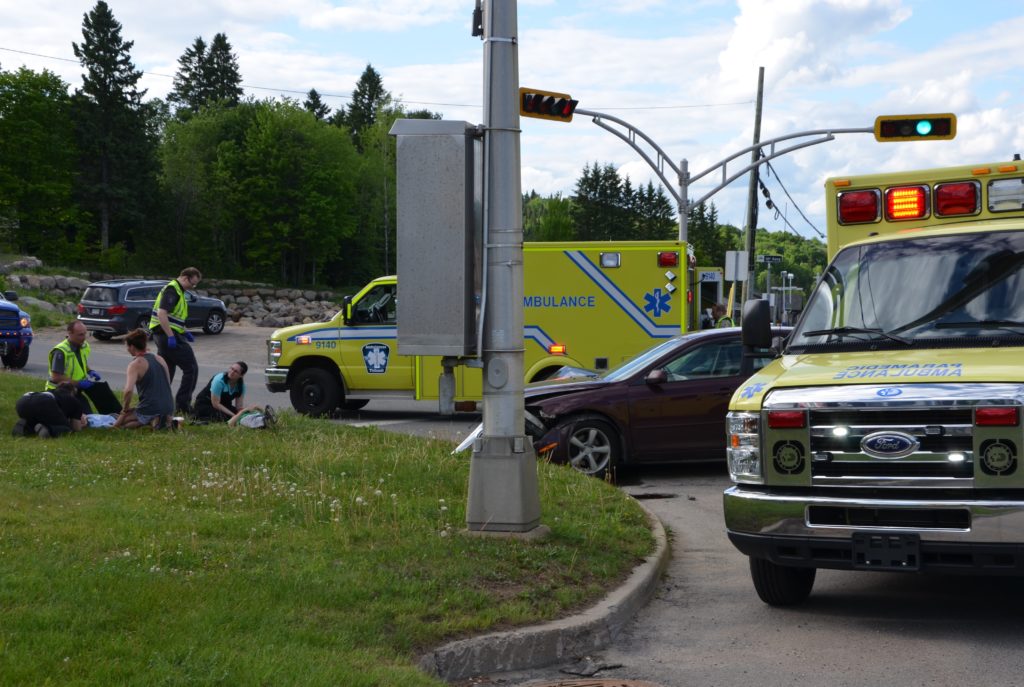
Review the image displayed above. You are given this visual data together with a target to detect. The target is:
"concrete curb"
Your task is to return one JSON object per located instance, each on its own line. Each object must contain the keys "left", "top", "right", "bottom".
{"left": 418, "top": 499, "right": 670, "bottom": 682}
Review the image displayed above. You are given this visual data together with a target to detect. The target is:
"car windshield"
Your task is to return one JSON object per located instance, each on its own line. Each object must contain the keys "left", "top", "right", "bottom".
{"left": 601, "top": 337, "right": 686, "bottom": 382}
{"left": 790, "top": 229, "right": 1024, "bottom": 351}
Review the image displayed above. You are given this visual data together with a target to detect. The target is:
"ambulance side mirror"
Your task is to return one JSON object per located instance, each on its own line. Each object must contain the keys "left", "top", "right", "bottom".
{"left": 740, "top": 299, "right": 773, "bottom": 378}
{"left": 342, "top": 295, "right": 353, "bottom": 325}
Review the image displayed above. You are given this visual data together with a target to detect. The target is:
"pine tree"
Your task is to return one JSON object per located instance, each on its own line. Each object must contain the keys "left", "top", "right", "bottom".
{"left": 205, "top": 33, "right": 243, "bottom": 105}
{"left": 169, "top": 36, "right": 207, "bottom": 113}
{"left": 303, "top": 89, "right": 330, "bottom": 121}
{"left": 345, "top": 64, "right": 388, "bottom": 151}
{"left": 71, "top": 0, "right": 156, "bottom": 252}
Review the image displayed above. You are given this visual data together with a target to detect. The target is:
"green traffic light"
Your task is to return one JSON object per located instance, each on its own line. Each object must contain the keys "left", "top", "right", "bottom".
{"left": 916, "top": 119, "right": 933, "bottom": 136}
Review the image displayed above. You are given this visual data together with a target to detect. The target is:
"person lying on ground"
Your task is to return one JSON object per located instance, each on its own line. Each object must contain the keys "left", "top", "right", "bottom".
{"left": 227, "top": 404, "right": 277, "bottom": 430}
{"left": 114, "top": 328, "right": 175, "bottom": 430}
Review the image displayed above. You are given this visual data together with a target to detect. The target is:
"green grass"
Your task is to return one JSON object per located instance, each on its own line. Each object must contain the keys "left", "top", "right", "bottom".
{"left": 0, "top": 373, "right": 653, "bottom": 686}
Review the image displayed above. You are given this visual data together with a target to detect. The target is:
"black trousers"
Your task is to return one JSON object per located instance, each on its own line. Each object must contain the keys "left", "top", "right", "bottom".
{"left": 80, "top": 381, "right": 122, "bottom": 414}
{"left": 15, "top": 393, "right": 72, "bottom": 437}
{"left": 152, "top": 330, "right": 198, "bottom": 413}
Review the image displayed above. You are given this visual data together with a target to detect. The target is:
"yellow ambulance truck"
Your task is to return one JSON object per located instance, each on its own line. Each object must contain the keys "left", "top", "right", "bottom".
{"left": 723, "top": 159, "right": 1024, "bottom": 604}
{"left": 265, "top": 240, "right": 689, "bottom": 415}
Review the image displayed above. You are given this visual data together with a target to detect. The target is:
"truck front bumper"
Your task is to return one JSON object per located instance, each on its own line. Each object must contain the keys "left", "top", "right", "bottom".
{"left": 724, "top": 486, "right": 1024, "bottom": 574}
{"left": 264, "top": 366, "right": 288, "bottom": 392}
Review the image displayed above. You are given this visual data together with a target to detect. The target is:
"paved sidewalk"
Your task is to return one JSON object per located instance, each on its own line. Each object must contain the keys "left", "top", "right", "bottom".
{"left": 418, "top": 501, "right": 670, "bottom": 683}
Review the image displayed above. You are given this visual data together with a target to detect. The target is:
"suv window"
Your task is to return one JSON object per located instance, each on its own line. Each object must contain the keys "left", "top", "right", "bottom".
{"left": 82, "top": 287, "right": 118, "bottom": 304}
{"left": 126, "top": 286, "right": 161, "bottom": 301}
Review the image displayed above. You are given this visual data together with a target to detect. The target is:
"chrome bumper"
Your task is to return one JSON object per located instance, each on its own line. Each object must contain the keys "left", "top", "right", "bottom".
{"left": 264, "top": 366, "right": 288, "bottom": 392}
{"left": 724, "top": 486, "right": 1024, "bottom": 574}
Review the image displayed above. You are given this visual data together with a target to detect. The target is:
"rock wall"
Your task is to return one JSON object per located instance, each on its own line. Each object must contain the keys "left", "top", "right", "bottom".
{"left": 3, "top": 263, "right": 344, "bottom": 328}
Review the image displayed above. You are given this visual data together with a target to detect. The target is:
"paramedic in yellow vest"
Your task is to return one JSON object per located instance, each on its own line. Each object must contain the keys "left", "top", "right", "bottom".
{"left": 712, "top": 303, "right": 734, "bottom": 328}
{"left": 149, "top": 267, "right": 202, "bottom": 415}
{"left": 47, "top": 320, "right": 104, "bottom": 416}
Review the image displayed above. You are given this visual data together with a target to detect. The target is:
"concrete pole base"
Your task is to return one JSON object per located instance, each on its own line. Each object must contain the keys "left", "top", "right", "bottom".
{"left": 466, "top": 435, "right": 542, "bottom": 533}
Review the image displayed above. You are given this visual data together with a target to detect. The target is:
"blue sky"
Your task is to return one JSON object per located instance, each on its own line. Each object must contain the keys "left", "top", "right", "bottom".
{"left": 2, "top": 0, "right": 1023, "bottom": 241}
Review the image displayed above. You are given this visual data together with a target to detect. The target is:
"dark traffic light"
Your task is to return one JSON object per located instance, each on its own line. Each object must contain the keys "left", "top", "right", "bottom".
{"left": 874, "top": 113, "right": 956, "bottom": 141}
{"left": 520, "top": 88, "right": 578, "bottom": 122}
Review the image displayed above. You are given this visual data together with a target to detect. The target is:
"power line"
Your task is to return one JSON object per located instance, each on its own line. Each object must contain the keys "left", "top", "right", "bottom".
{"left": 759, "top": 158, "right": 824, "bottom": 238}
{"left": 1, "top": 45, "right": 754, "bottom": 111}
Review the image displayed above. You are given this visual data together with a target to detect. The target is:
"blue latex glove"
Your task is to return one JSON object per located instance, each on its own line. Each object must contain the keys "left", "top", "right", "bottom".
{"left": 183, "top": 331, "right": 195, "bottom": 343}
{"left": 167, "top": 335, "right": 177, "bottom": 349}
{"left": 88, "top": 370, "right": 101, "bottom": 382}
{"left": 78, "top": 379, "right": 94, "bottom": 390}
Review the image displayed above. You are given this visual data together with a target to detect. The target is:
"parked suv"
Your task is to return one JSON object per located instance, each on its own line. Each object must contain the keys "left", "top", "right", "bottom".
{"left": 77, "top": 279, "right": 227, "bottom": 340}
{"left": 0, "top": 290, "right": 32, "bottom": 368}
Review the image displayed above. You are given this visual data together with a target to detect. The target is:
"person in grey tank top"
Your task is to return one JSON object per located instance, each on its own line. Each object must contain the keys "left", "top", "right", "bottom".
{"left": 115, "top": 329, "right": 175, "bottom": 429}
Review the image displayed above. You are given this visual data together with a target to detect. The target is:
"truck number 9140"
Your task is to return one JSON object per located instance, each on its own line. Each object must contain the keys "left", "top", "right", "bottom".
{"left": 314, "top": 340, "right": 337, "bottom": 349}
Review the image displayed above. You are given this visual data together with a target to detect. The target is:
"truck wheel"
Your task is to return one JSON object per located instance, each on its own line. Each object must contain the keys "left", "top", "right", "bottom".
{"left": 289, "top": 368, "right": 340, "bottom": 417}
{"left": 560, "top": 417, "right": 620, "bottom": 478}
{"left": 749, "top": 557, "right": 816, "bottom": 606}
{"left": 2, "top": 345, "right": 28, "bottom": 369}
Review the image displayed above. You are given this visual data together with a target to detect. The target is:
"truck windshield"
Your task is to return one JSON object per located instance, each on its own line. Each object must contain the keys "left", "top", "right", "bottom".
{"left": 790, "top": 229, "right": 1024, "bottom": 351}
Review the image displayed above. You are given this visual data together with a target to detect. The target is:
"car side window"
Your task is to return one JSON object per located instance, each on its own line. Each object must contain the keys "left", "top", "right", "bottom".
{"left": 662, "top": 340, "right": 744, "bottom": 380}
{"left": 352, "top": 285, "right": 396, "bottom": 325}
{"left": 127, "top": 287, "right": 159, "bottom": 301}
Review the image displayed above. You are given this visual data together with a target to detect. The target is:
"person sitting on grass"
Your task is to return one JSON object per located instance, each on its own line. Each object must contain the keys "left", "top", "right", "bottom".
{"left": 13, "top": 382, "right": 86, "bottom": 439}
{"left": 114, "top": 328, "right": 175, "bottom": 430}
{"left": 192, "top": 361, "right": 248, "bottom": 422}
{"left": 227, "top": 404, "right": 277, "bottom": 430}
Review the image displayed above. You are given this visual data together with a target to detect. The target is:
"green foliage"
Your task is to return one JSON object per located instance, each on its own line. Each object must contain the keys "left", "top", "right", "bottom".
{"left": 205, "top": 33, "right": 243, "bottom": 106}
{"left": 0, "top": 67, "right": 80, "bottom": 258}
{"left": 169, "top": 32, "right": 242, "bottom": 117}
{"left": 0, "top": 373, "right": 653, "bottom": 685}
{"left": 168, "top": 36, "right": 207, "bottom": 112}
{"left": 524, "top": 193, "right": 575, "bottom": 241}
{"left": 303, "top": 88, "right": 330, "bottom": 121}
{"left": 340, "top": 64, "right": 387, "bottom": 152}
{"left": 748, "top": 227, "right": 826, "bottom": 298}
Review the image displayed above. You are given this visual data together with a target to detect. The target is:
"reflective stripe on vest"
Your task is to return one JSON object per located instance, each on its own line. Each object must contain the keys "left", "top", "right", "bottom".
{"left": 46, "top": 339, "right": 90, "bottom": 390}
{"left": 149, "top": 279, "right": 188, "bottom": 333}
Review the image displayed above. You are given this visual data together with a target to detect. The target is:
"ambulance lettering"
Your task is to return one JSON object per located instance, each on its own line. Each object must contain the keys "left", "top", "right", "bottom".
{"left": 523, "top": 295, "right": 596, "bottom": 308}
{"left": 833, "top": 362, "right": 963, "bottom": 380}
{"left": 362, "top": 343, "right": 390, "bottom": 374}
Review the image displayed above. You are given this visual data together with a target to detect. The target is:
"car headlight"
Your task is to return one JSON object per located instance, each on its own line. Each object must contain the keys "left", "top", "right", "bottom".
{"left": 727, "top": 411, "right": 763, "bottom": 484}
{"left": 268, "top": 340, "right": 282, "bottom": 364}
{"left": 20, "top": 316, "right": 29, "bottom": 328}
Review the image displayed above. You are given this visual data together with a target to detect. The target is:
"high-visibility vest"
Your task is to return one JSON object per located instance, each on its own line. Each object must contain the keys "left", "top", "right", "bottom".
{"left": 716, "top": 316, "right": 734, "bottom": 328}
{"left": 46, "top": 339, "right": 90, "bottom": 390}
{"left": 149, "top": 279, "right": 188, "bottom": 333}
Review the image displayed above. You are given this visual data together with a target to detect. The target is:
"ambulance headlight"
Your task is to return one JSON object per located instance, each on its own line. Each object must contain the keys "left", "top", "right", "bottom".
{"left": 268, "top": 340, "right": 282, "bottom": 364}
{"left": 727, "top": 412, "right": 763, "bottom": 484}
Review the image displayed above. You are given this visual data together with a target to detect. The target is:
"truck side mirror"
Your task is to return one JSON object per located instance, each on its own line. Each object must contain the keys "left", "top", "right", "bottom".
{"left": 342, "top": 295, "right": 353, "bottom": 325}
{"left": 740, "top": 299, "right": 773, "bottom": 377}
{"left": 3, "top": 290, "right": 18, "bottom": 302}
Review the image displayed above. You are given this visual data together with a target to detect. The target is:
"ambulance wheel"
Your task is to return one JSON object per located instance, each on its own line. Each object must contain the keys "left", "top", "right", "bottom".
{"left": 341, "top": 399, "right": 369, "bottom": 411}
{"left": 290, "top": 368, "right": 340, "bottom": 417}
{"left": 561, "top": 417, "right": 620, "bottom": 478}
{"left": 749, "top": 557, "right": 815, "bottom": 606}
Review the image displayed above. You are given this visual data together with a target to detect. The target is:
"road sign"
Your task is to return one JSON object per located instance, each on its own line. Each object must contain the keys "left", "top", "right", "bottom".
{"left": 724, "top": 250, "right": 748, "bottom": 282}
{"left": 757, "top": 254, "right": 782, "bottom": 264}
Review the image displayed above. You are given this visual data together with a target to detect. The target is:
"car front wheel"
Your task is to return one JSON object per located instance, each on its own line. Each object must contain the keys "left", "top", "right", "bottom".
{"left": 289, "top": 368, "right": 340, "bottom": 417}
{"left": 749, "top": 557, "right": 816, "bottom": 606}
{"left": 203, "top": 310, "right": 225, "bottom": 335}
{"left": 560, "top": 417, "right": 620, "bottom": 478}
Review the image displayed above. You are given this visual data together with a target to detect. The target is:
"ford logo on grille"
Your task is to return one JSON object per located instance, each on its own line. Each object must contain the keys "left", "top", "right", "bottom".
{"left": 861, "top": 431, "right": 920, "bottom": 459}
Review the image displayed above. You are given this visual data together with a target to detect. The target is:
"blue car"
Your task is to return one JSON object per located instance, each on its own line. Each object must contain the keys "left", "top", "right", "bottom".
{"left": 0, "top": 290, "right": 32, "bottom": 369}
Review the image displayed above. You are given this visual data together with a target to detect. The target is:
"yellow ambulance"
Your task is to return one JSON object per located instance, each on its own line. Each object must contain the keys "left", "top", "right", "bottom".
{"left": 723, "top": 160, "right": 1024, "bottom": 605}
{"left": 265, "top": 240, "right": 690, "bottom": 415}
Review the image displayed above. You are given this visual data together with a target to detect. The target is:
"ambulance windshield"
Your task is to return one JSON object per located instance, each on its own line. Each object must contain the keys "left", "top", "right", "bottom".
{"left": 791, "top": 229, "right": 1024, "bottom": 351}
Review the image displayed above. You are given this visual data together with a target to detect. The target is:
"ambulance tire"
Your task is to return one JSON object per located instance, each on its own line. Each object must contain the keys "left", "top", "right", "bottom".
{"left": 290, "top": 368, "right": 340, "bottom": 417}
{"left": 748, "top": 556, "right": 815, "bottom": 606}
{"left": 561, "top": 416, "right": 620, "bottom": 479}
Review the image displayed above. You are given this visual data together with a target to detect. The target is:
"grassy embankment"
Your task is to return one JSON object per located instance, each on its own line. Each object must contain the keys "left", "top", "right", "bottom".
{"left": 0, "top": 373, "right": 653, "bottom": 685}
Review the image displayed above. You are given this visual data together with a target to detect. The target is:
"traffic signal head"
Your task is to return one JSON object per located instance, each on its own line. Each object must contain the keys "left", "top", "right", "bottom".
{"left": 874, "top": 113, "right": 956, "bottom": 141}
{"left": 520, "top": 87, "right": 578, "bottom": 122}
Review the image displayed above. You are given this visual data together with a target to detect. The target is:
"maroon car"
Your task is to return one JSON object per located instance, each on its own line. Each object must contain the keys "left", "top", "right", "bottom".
{"left": 524, "top": 327, "right": 790, "bottom": 477}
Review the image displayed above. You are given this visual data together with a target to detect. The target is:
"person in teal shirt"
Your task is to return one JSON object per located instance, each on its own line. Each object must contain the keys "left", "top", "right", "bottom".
{"left": 193, "top": 361, "right": 247, "bottom": 421}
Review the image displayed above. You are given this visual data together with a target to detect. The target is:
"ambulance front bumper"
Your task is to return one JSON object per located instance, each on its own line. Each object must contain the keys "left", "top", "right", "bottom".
{"left": 265, "top": 366, "right": 289, "bottom": 392}
{"left": 725, "top": 486, "right": 1024, "bottom": 574}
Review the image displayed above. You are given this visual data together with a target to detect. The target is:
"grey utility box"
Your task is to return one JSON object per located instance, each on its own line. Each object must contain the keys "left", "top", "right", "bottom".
{"left": 389, "top": 119, "right": 482, "bottom": 356}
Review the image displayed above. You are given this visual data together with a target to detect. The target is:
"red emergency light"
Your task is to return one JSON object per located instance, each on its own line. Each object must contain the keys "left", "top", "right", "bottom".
{"left": 885, "top": 186, "right": 928, "bottom": 221}
{"left": 767, "top": 410, "right": 807, "bottom": 429}
{"left": 657, "top": 251, "right": 679, "bottom": 267}
{"left": 976, "top": 407, "right": 1019, "bottom": 427}
{"left": 934, "top": 180, "right": 980, "bottom": 217}
{"left": 837, "top": 190, "right": 880, "bottom": 224}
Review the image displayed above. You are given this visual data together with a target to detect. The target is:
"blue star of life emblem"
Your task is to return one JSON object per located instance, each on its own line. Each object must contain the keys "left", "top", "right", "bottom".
{"left": 362, "top": 343, "right": 390, "bottom": 374}
{"left": 643, "top": 288, "right": 671, "bottom": 318}
{"left": 740, "top": 383, "right": 766, "bottom": 399}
